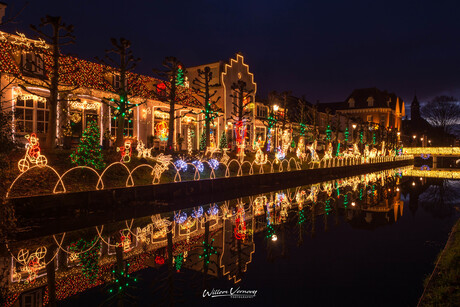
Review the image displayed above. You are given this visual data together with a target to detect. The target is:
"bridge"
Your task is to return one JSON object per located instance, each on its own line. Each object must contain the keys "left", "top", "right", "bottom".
{"left": 405, "top": 147, "right": 460, "bottom": 156}
{"left": 405, "top": 147, "right": 460, "bottom": 168}
{"left": 405, "top": 168, "right": 460, "bottom": 179}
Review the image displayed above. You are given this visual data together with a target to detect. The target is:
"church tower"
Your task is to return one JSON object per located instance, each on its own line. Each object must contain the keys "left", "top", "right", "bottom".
{"left": 411, "top": 95, "right": 421, "bottom": 120}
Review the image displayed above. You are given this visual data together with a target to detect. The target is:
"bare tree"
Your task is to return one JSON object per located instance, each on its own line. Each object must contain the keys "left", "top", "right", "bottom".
{"left": 421, "top": 96, "right": 460, "bottom": 133}
{"left": 192, "top": 66, "right": 221, "bottom": 148}
{"left": 96, "top": 37, "right": 141, "bottom": 147}
{"left": 229, "top": 80, "right": 253, "bottom": 152}
{"left": 152, "top": 57, "right": 191, "bottom": 152}
{"left": 16, "top": 16, "right": 77, "bottom": 150}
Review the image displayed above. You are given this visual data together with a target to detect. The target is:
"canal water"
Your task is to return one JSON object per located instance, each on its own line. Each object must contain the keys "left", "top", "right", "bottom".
{"left": 5, "top": 167, "right": 459, "bottom": 307}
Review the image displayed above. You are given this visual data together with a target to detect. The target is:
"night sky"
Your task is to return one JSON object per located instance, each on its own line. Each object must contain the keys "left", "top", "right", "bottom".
{"left": 3, "top": 0, "right": 460, "bottom": 110}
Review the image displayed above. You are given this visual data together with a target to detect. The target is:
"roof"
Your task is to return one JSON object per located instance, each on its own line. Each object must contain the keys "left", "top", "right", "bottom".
{"left": 339, "top": 87, "right": 404, "bottom": 112}
{"left": 0, "top": 31, "right": 200, "bottom": 108}
{"left": 316, "top": 101, "right": 346, "bottom": 114}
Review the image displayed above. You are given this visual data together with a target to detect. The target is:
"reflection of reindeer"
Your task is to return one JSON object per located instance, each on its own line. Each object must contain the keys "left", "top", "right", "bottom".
{"left": 18, "top": 133, "right": 48, "bottom": 172}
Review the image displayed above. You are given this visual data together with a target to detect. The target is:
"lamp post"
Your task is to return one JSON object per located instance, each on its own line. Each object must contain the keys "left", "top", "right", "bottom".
{"left": 273, "top": 104, "right": 279, "bottom": 149}
{"left": 413, "top": 134, "right": 416, "bottom": 146}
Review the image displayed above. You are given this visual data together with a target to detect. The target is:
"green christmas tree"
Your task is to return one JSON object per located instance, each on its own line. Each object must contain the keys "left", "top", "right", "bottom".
{"left": 199, "top": 131, "right": 207, "bottom": 150}
{"left": 71, "top": 121, "right": 106, "bottom": 169}
{"left": 219, "top": 131, "right": 227, "bottom": 149}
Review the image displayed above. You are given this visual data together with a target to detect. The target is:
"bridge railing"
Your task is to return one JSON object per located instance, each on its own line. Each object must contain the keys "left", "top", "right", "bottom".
{"left": 405, "top": 147, "right": 460, "bottom": 155}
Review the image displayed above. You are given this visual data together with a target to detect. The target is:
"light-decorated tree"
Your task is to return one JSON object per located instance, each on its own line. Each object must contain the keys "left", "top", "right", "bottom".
{"left": 229, "top": 80, "right": 253, "bottom": 153}
{"left": 96, "top": 38, "right": 142, "bottom": 147}
{"left": 219, "top": 131, "right": 227, "bottom": 149}
{"left": 152, "top": 57, "right": 194, "bottom": 152}
{"left": 199, "top": 131, "right": 206, "bottom": 151}
{"left": 70, "top": 121, "right": 105, "bottom": 169}
{"left": 15, "top": 16, "right": 78, "bottom": 150}
{"left": 192, "top": 66, "right": 222, "bottom": 148}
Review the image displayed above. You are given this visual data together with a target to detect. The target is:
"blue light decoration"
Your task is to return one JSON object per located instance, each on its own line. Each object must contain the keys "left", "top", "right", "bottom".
{"left": 421, "top": 165, "right": 431, "bottom": 171}
{"left": 192, "top": 206, "right": 204, "bottom": 219}
{"left": 207, "top": 204, "right": 219, "bottom": 216}
{"left": 208, "top": 159, "right": 219, "bottom": 170}
{"left": 192, "top": 160, "right": 204, "bottom": 172}
{"left": 421, "top": 153, "right": 431, "bottom": 160}
{"left": 276, "top": 192, "right": 286, "bottom": 206}
{"left": 276, "top": 147, "right": 285, "bottom": 160}
{"left": 174, "top": 159, "right": 187, "bottom": 171}
{"left": 174, "top": 212, "right": 187, "bottom": 224}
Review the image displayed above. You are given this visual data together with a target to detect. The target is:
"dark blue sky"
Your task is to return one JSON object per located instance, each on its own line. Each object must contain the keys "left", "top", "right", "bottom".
{"left": 3, "top": 0, "right": 460, "bottom": 108}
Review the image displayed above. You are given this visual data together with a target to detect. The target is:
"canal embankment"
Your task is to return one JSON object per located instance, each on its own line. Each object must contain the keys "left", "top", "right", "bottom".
{"left": 418, "top": 218, "right": 460, "bottom": 307}
{"left": 9, "top": 158, "right": 413, "bottom": 240}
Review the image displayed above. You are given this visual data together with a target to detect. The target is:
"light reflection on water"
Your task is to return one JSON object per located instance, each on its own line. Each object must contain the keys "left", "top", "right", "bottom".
{"left": 4, "top": 166, "right": 459, "bottom": 307}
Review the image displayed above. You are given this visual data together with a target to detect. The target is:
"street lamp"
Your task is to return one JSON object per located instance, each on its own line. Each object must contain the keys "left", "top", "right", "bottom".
{"left": 352, "top": 124, "right": 357, "bottom": 143}
{"left": 272, "top": 104, "right": 279, "bottom": 148}
{"left": 273, "top": 104, "right": 279, "bottom": 112}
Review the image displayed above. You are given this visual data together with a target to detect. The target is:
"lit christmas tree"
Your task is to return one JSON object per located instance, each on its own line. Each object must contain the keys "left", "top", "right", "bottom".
{"left": 70, "top": 121, "right": 106, "bottom": 169}
{"left": 219, "top": 132, "right": 227, "bottom": 149}
{"left": 176, "top": 65, "right": 185, "bottom": 86}
{"left": 199, "top": 131, "right": 207, "bottom": 151}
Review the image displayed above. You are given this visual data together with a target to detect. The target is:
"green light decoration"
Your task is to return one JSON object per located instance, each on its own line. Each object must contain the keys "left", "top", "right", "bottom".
{"left": 298, "top": 209, "right": 306, "bottom": 225}
{"left": 344, "top": 127, "right": 349, "bottom": 142}
{"left": 219, "top": 131, "right": 227, "bottom": 149}
{"left": 199, "top": 239, "right": 218, "bottom": 266}
{"left": 300, "top": 123, "right": 306, "bottom": 136}
{"left": 266, "top": 223, "right": 275, "bottom": 239}
{"left": 174, "top": 253, "right": 184, "bottom": 272}
{"left": 359, "top": 188, "right": 363, "bottom": 201}
{"left": 69, "top": 237, "right": 101, "bottom": 284}
{"left": 359, "top": 130, "right": 364, "bottom": 144}
{"left": 325, "top": 199, "right": 331, "bottom": 215}
{"left": 70, "top": 121, "right": 106, "bottom": 170}
{"left": 336, "top": 142, "right": 341, "bottom": 157}
{"left": 291, "top": 140, "right": 296, "bottom": 148}
{"left": 373, "top": 132, "right": 376, "bottom": 145}
{"left": 176, "top": 65, "right": 185, "bottom": 86}
{"left": 344, "top": 194, "right": 348, "bottom": 207}
{"left": 326, "top": 125, "right": 332, "bottom": 141}
{"left": 107, "top": 263, "right": 137, "bottom": 296}
{"left": 199, "top": 131, "right": 206, "bottom": 150}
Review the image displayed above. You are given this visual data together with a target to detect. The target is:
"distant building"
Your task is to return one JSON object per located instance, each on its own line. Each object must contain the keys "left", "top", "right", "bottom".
{"left": 402, "top": 95, "right": 455, "bottom": 146}
{"left": 337, "top": 88, "right": 405, "bottom": 131}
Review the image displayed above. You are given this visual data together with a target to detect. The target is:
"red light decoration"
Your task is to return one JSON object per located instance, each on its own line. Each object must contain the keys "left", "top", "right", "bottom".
{"left": 154, "top": 255, "right": 165, "bottom": 265}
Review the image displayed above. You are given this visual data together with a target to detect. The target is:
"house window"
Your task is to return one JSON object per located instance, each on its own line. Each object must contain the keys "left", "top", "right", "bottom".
{"left": 111, "top": 110, "right": 134, "bottom": 137}
{"left": 256, "top": 105, "right": 267, "bottom": 118}
{"left": 21, "top": 52, "right": 44, "bottom": 76}
{"left": 380, "top": 115, "right": 386, "bottom": 127}
{"left": 367, "top": 96, "right": 374, "bottom": 107}
{"left": 348, "top": 98, "right": 355, "bottom": 108}
{"left": 367, "top": 115, "right": 373, "bottom": 122}
{"left": 15, "top": 96, "right": 49, "bottom": 134}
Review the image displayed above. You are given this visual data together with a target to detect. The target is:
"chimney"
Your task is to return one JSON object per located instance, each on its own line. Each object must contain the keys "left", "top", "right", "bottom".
{"left": 0, "top": 2, "right": 7, "bottom": 24}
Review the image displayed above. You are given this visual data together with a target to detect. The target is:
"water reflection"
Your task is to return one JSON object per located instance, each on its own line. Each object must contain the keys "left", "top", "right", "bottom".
{"left": 3, "top": 166, "right": 459, "bottom": 306}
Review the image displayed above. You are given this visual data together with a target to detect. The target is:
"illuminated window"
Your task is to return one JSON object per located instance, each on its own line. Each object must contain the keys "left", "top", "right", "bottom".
{"left": 15, "top": 97, "right": 49, "bottom": 134}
